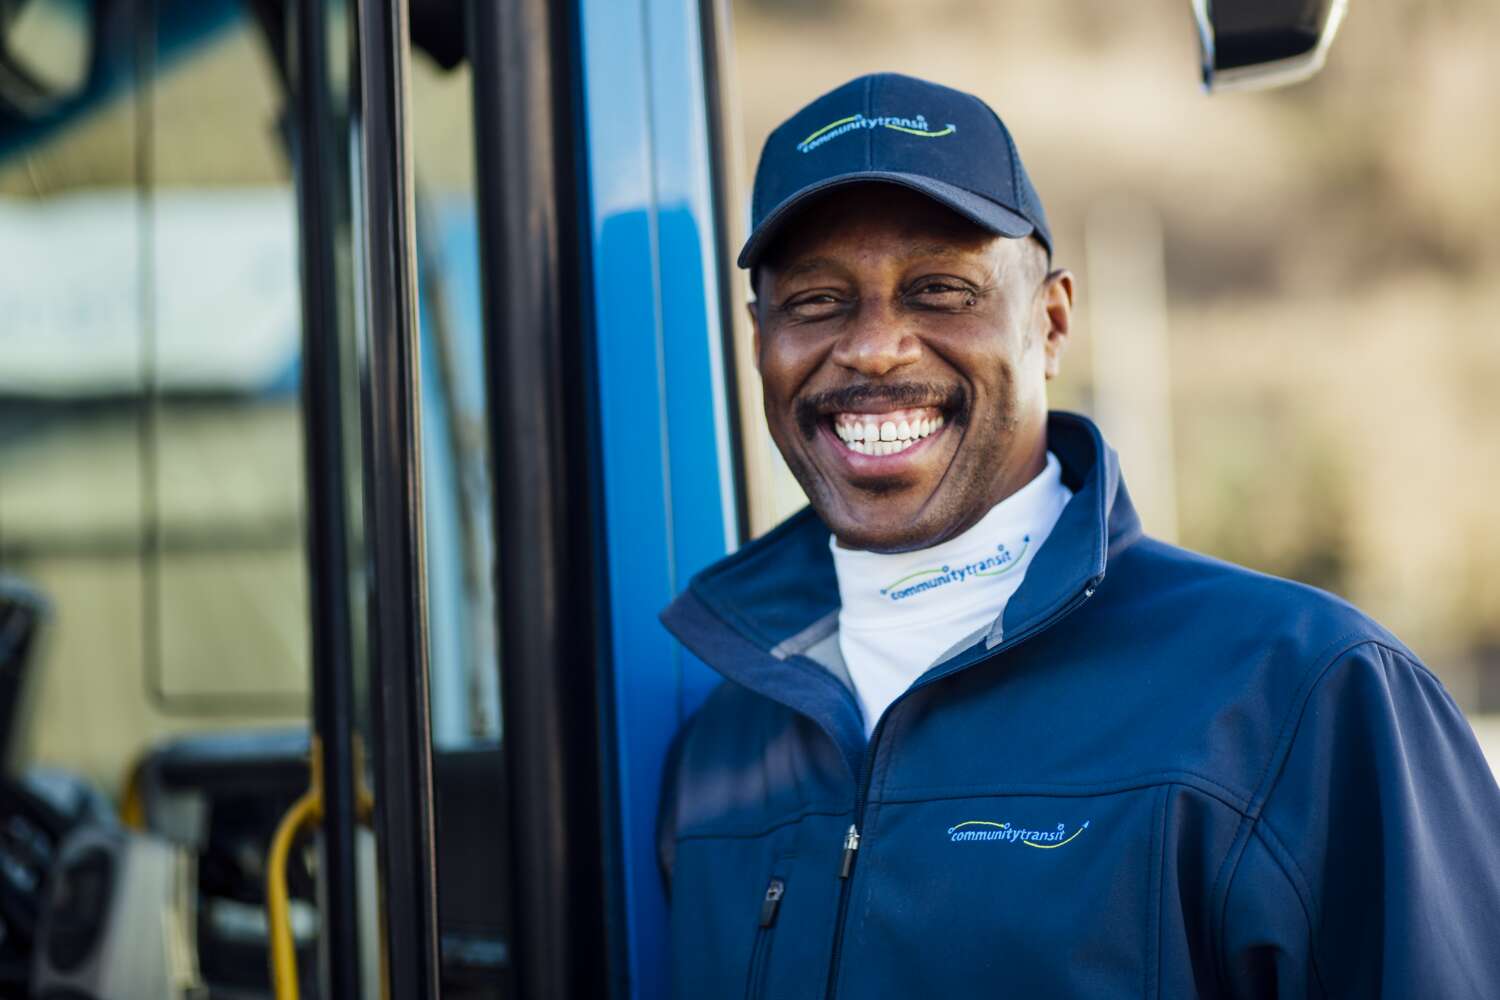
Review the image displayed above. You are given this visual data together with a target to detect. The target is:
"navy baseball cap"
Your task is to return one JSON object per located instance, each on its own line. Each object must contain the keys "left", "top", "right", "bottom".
{"left": 739, "top": 73, "right": 1052, "bottom": 269}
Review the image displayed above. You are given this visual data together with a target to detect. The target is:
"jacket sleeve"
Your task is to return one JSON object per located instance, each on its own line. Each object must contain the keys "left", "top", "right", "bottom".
{"left": 1221, "top": 640, "right": 1500, "bottom": 999}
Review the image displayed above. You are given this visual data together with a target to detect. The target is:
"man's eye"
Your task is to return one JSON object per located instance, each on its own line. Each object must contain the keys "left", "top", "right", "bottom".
{"left": 911, "top": 281, "right": 972, "bottom": 301}
{"left": 905, "top": 281, "right": 980, "bottom": 310}
{"left": 786, "top": 293, "right": 846, "bottom": 317}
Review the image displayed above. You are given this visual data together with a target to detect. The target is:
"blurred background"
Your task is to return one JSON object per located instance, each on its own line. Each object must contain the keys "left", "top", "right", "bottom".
{"left": 731, "top": 0, "right": 1500, "bottom": 724}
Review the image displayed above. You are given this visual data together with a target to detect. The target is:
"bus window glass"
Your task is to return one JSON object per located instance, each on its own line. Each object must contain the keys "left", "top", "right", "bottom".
{"left": 0, "top": 69, "right": 148, "bottom": 792}
{"left": 411, "top": 51, "right": 501, "bottom": 753}
{"left": 0, "top": 10, "right": 324, "bottom": 995}
{"left": 411, "top": 43, "right": 510, "bottom": 996}
{"left": 142, "top": 21, "right": 308, "bottom": 709}
{"left": 0, "top": 7, "right": 306, "bottom": 825}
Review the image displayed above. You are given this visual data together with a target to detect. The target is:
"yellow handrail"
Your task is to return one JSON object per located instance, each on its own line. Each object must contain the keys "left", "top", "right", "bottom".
{"left": 267, "top": 786, "right": 322, "bottom": 997}
{"left": 119, "top": 758, "right": 147, "bottom": 830}
{"left": 265, "top": 736, "right": 375, "bottom": 1000}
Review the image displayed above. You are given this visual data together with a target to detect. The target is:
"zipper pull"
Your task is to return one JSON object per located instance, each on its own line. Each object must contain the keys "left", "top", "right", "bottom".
{"left": 758, "top": 877, "right": 785, "bottom": 927}
{"left": 839, "top": 824, "right": 861, "bottom": 879}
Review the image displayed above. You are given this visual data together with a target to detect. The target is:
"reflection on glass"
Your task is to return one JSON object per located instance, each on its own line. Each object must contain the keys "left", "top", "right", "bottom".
{"left": 0, "top": 14, "right": 312, "bottom": 786}
{"left": 411, "top": 47, "right": 510, "bottom": 998}
{"left": 141, "top": 20, "right": 309, "bottom": 709}
{"left": 0, "top": 9, "right": 318, "bottom": 998}
{"left": 411, "top": 54, "right": 501, "bottom": 751}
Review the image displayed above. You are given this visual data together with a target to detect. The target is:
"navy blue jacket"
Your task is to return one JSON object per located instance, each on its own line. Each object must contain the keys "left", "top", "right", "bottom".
{"left": 658, "top": 412, "right": 1500, "bottom": 998}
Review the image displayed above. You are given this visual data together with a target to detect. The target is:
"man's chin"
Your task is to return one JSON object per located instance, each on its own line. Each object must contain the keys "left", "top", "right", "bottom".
{"left": 795, "top": 460, "right": 959, "bottom": 554}
{"left": 820, "top": 494, "right": 953, "bottom": 554}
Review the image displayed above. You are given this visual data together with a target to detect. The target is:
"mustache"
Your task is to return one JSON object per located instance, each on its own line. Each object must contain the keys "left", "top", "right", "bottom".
{"left": 795, "top": 381, "right": 968, "bottom": 439}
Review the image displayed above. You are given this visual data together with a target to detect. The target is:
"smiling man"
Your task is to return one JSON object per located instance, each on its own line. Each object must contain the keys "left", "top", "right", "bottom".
{"left": 757, "top": 182, "right": 1062, "bottom": 556}
{"left": 657, "top": 74, "right": 1500, "bottom": 999}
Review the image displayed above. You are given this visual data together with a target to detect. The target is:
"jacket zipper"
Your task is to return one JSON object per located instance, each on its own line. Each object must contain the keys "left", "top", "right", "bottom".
{"left": 745, "top": 876, "right": 786, "bottom": 1000}
{"left": 820, "top": 577, "right": 1101, "bottom": 999}
{"left": 838, "top": 825, "right": 860, "bottom": 878}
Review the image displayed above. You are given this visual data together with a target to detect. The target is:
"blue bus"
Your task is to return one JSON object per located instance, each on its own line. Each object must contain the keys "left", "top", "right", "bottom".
{"left": 0, "top": 1, "right": 1342, "bottom": 997}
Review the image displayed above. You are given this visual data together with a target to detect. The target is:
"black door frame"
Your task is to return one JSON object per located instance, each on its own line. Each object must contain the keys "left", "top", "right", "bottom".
{"left": 352, "top": 0, "right": 442, "bottom": 995}
{"left": 468, "top": 0, "right": 613, "bottom": 996}
{"left": 286, "top": 0, "right": 364, "bottom": 993}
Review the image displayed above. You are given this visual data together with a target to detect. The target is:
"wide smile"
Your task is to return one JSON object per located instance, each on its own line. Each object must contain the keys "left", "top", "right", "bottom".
{"left": 815, "top": 404, "right": 952, "bottom": 473}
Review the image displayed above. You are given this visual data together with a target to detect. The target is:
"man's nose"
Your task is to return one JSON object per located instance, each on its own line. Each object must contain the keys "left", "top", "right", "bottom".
{"left": 829, "top": 302, "right": 921, "bottom": 377}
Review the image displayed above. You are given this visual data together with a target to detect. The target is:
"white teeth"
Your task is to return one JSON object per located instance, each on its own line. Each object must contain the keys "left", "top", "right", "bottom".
{"left": 870, "top": 439, "right": 911, "bottom": 456}
{"left": 832, "top": 410, "right": 947, "bottom": 455}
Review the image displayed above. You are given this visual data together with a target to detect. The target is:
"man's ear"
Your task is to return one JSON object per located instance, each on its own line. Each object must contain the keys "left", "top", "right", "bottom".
{"left": 747, "top": 301, "right": 762, "bottom": 373}
{"left": 1040, "top": 269, "right": 1074, "bottom": 380}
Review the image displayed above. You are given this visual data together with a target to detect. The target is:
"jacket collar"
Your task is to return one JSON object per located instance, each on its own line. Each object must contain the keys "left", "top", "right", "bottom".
{"left": 660, "top": 411, "right": 1142, "bottom": 775}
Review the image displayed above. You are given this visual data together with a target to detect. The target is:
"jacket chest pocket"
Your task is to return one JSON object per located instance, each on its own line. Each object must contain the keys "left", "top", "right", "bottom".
{"left": 745, "top": 872, "right": 787, "bottom": 1000}
{"left": 671, "top": 815, "right": 848, "bottom": 1000}
{"left": 833, "top": 790, "right": 1160, "bottom": 998}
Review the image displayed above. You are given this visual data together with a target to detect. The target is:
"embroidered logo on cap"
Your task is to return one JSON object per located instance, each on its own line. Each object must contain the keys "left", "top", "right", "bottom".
{"left": 796, "top": 112, "right": 957, "bottom": 154}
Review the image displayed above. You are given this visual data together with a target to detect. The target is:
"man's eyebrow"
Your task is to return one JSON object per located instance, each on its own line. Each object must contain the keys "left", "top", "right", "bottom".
{"left": 776, "top": 255, "right": 840, "bottom": 281}
{"left": 776, "top": 243, "right": 975, "bottom": 281}
{"left": 900, "top": 241, "right": 971, "bottom": 260}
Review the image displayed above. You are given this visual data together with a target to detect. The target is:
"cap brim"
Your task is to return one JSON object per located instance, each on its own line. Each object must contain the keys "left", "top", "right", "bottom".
{"left": 737, "top": 171, "right": 1036, "bottom": 269}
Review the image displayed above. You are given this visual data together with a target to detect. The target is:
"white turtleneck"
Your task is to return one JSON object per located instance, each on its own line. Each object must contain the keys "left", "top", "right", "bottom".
{"left": 830, "top": 452, "right": 1072, "bottom": 736}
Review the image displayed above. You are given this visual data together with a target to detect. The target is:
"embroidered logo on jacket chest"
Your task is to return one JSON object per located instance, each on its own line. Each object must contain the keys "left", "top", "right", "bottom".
{"left": 946, "top": 819, "right": 1091, "bottom": 848}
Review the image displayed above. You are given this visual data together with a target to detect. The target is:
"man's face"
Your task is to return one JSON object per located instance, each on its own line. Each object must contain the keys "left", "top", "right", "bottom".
{"left": 751, "top": 183, "right": 1074, "bottom": 553}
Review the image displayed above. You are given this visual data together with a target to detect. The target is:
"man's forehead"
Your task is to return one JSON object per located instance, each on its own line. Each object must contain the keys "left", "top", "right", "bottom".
{"left": 765, "top": 184, "right": 1001, "bottom": 270}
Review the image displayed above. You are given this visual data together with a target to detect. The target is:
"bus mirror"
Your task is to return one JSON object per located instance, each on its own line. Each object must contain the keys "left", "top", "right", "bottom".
{"left": 0, "top": 0, "right": 94, "bottom": 118}
{"left": 1193, "top": 0, "right": 1347, "bottom": 93}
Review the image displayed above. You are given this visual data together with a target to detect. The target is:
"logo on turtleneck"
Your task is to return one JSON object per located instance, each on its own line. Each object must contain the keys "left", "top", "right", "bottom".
{"left": 878, "top": 537, "right": 1030, "bottom": 602}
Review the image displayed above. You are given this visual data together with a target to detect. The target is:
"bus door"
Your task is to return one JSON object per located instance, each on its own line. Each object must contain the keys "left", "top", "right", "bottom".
{"left": 281, "top": 0, "right": 522, "bottom": 996}
{"left": 2, "top": 0, "right": 745, "bottom": 995}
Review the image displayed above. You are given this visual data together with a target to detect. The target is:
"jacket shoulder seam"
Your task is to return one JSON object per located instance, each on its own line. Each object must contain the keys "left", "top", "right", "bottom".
{"left": 1248, "top": 637, "right": 1437, "bottom": 821}
{"left": 1245, "top": 634, "right": 1401, "bottom": 817}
